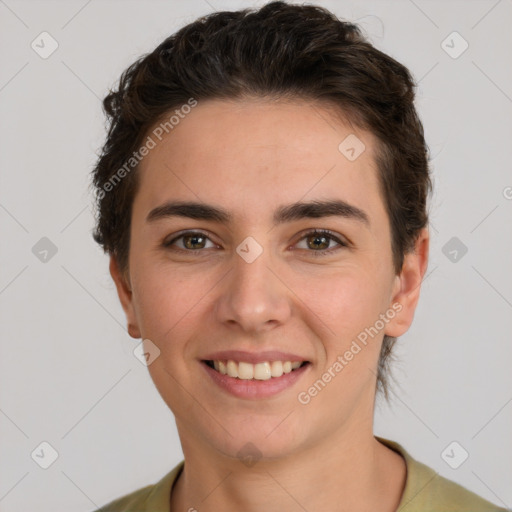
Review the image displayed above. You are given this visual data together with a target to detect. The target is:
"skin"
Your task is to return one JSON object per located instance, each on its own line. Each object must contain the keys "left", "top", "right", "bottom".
{"left": 110, "top": 98, "right": 429, "bottom": 512}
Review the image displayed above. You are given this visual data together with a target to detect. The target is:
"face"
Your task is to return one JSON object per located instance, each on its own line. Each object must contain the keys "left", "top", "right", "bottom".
{"left": 111, "top": 98, "right": 428, "bottom": 462}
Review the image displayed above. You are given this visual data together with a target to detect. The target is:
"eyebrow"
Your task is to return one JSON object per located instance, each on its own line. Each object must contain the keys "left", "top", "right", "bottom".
{"left": 146, "top": 199, "right": 370, "bottom": 227}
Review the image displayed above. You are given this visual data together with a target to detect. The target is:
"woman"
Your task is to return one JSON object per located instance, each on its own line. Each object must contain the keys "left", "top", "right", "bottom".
{"left": 91, "top": 2, "right": 506, "bottom": 511}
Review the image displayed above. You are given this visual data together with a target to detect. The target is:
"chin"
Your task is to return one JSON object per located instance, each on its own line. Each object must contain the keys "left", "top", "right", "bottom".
{"left": 201, "top": 418, "right": 306, "bottom": 463}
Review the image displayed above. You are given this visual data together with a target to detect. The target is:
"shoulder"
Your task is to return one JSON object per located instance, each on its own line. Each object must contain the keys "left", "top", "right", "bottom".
{"left": 415, "top": 470, "right": 508, "bottom": 512}
{"left": 95, "top": 484, "right": 154, "bottom": 512}
{"left": 402, "top": 458, "right": 508, "bottom": 512}
{"left": 376, "top": 436, "right": 507, "bottom": 512}
{"left": 92, "top": 461, "right": 184, "bottom": 512}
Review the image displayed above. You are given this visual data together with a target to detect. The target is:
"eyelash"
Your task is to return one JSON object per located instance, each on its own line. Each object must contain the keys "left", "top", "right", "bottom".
{"left": 163, "top": 229, "right": 348, "bottom": 257}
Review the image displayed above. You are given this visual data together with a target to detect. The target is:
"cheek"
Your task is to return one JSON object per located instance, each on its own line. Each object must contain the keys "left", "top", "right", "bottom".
{"left": 299, "top": 272, "right": 390, "bottom": 398}
{"left": 131, "top": 262, "right": 207, "bottom": 348}
{"left": 299, "top": 267, "right": 390, "bottom": 342}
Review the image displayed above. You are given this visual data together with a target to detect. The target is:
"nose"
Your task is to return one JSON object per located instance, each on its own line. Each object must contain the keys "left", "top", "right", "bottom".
{"left": 214, "top": 244, "right": 292, "bottom": 334}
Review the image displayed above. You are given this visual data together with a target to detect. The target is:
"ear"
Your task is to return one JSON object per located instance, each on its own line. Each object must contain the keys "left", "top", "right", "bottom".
{"left": 109, "top": 255, "right": 141, "bottom": 339}
{"left": 385, "top": 228, "right": 430, "bottom": 337}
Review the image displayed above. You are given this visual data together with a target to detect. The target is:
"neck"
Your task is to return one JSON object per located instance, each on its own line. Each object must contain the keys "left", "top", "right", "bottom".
{"left": 171, "top": 420, "right": 406, "bottom": 512}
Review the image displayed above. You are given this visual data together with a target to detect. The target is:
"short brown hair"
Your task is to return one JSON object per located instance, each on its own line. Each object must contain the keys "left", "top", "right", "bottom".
{"left": 91, "top": 1, "right": 432, "bottom": 402}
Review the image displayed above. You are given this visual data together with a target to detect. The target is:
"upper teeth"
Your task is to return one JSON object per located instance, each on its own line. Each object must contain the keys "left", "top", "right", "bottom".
{"left": 212, "top": 360, "right": 303, "bottom": 380}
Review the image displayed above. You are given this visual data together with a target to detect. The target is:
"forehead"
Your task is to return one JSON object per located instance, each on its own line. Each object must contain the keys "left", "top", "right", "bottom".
{"left": 134, "top": 98, "right": 385, "bottom": 228}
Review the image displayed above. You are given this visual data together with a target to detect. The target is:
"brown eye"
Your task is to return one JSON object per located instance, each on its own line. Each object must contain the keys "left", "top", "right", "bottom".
{"left": 164, "top": 231, "right": 216, "bottom": 251}
{"left": 295, "top": 229, "right": 347, "bottom": 256}
{"left": 306, "top": 233, "right": 330, "bottom": 250}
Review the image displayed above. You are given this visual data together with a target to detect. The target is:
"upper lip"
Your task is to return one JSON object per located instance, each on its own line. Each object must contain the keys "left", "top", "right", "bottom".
{"left": 201, "top": 350, "right": 309, "bottom": 364}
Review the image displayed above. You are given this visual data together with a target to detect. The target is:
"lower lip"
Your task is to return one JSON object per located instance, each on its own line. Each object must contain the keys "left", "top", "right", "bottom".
{"left": 201, "top": 361, "right": 310, "bottom": 400}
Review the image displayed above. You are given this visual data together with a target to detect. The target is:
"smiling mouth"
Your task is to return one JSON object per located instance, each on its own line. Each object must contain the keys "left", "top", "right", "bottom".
{"left": 203, "top": 359, "right": 310, "bottom": 380}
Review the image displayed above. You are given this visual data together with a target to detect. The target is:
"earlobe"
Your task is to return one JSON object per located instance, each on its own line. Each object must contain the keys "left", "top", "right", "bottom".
{"left": 385, "top": 228, "right": 430, "bottom": 338}
{"left": 109, "top": 256, "right": 142, "bottom": 339}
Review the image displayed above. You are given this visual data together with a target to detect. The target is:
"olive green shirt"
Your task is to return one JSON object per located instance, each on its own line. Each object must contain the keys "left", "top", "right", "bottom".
{"left": 94, "top": 436, "right": 507, "bottom": 511}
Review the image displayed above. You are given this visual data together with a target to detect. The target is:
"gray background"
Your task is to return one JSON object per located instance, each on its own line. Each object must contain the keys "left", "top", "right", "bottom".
{"left": 0, "top": 0, "right": 511, "bottom": 510}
